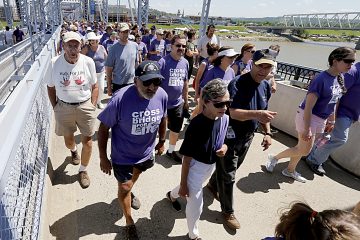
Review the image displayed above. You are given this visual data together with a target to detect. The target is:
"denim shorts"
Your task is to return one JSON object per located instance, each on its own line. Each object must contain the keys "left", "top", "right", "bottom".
{"left": 112, "top": 158, "right": 155, "bottom": 183}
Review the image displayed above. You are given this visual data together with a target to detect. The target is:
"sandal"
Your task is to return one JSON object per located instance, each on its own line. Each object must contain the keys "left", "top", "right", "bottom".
{"left": 124, "top": 224, "right": 139, "bottom": 240}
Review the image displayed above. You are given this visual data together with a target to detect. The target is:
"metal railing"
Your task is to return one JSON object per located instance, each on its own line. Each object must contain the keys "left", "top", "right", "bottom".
{"left": 276, "top": 61, "right": 321, "bottom": 88}
{"left": 0, "top": 28, "right": 59, "bottom": 240}
{"left": 0, "top": 33, "right": 46, "bottom": 104}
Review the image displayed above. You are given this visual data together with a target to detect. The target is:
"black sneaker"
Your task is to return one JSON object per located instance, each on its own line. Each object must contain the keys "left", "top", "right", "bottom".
{"left": 131, "top": 192, "right": 141, "bottom": 210}
{"left": 306, "top": 160, "right": 324, "bottom": 176}
{"left": 166, "top": 191, "right": 181, "bottom": 212}
{"left": 166, "top": 151, "right": 182, "bottom": 163}
{"left": 124, "top": 224, "right": 139, "bottom": 240}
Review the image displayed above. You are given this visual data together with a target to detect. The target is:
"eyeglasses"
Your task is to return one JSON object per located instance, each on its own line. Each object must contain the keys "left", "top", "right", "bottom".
{"left": 174, "top": 44, "right": 187, "bottom": 48}
{"left": 246, "top": 50, "right": 256, "bottom": 54}
{"left": 342, "top": 59, "right": 355, "bottom": 64}
{"left": 211, "top": 100, "right": 232, "bottom": 108}
{"left": 142, "top": 78, "right": 162, "bottom": 87}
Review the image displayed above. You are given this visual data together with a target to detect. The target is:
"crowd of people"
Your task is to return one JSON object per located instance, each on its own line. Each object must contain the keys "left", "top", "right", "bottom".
{"left": 48, "top": 20, "right": 360, "bottom": 240}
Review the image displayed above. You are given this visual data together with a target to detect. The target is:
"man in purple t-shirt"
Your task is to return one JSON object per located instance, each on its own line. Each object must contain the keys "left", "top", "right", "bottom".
{"left": 97, "top": 61, "right": 167, "bottom": 240}
{"left": 158, "top": 34, "right": 189, "bottom": 163}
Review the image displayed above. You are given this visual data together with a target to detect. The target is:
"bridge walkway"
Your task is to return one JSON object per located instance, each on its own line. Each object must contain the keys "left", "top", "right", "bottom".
{"left": 41, "top": 92, "right": 360, "bottom": 240}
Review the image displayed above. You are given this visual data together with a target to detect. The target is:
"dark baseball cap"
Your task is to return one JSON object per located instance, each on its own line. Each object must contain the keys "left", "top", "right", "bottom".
{"left": 135, "top": 61, "right": 164, "bottom": 82}
{"left": 150, "top": 25, "right": 156, "bottom": 30}
{"left": 252, "top": 49, "right": 275, "bottom": 66}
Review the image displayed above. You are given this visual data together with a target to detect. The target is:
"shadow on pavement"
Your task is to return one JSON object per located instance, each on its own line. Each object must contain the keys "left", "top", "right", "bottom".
{"left": 47, "top": 156, "right": 78, "bottom": 186}
{"left": 324, "top": 160, "right": 360, "bottom": 191}
{"left": 236, "top": 162, "right": 309, "bottom": 193}
{"left": 114, "top": 198, "right": 188, "bottom": 240}
{"left": 50, "top": 199, "right": 122, "bottom": 239}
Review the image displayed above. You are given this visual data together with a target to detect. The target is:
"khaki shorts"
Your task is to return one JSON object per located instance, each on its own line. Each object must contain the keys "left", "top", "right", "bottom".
{"left": 54, "top": 99, "right": 96, "bottom": 137}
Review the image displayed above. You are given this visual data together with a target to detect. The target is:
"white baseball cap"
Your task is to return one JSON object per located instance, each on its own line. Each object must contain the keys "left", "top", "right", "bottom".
{"left": 63, "top": 31, "right": 82, "bottom": 43}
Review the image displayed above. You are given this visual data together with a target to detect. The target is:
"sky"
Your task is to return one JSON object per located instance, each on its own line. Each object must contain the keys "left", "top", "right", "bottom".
{"left": 110, "top": 0, "right": 360, "bottom": 18}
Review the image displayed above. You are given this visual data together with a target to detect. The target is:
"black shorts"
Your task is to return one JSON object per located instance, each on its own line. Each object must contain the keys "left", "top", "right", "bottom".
{"left": 112, "top": 158, "right": 155, "bottom": 183}
{"left": 167, "top": 103, "right": 184, "bottom": 133}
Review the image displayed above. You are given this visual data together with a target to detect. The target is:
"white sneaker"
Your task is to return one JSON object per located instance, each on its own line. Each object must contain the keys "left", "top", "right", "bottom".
{"left": 97, "top": 102, "right": 105, "bottom": 109}
{"left": 265, "top": 154, "right": 278, "bottom": 172}
{"left": 282, "top": 168, "right": 306, "bottom": 183}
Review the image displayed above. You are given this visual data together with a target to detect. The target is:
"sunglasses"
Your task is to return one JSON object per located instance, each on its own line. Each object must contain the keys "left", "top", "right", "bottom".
{"left": 211, "top": 100, "right": 232, "bottom": 108}
{"left": 142, "top": 78, "right": 162, "bottom": 87}
{"left": 246, "top": 50, "right": 256, "bottom": 54}
{"left": 175, "top": 44, "right": 187, "bottom": 48}
{"left": 342, "top": 59, "right": 355, "bottom": 64}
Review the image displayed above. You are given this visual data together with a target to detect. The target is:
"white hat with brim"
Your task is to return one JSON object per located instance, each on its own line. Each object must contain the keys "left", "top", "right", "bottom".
{"left": 217, "top": 48, "right": 239, "bottom": 57}
{"left": 63, "top": 31, "right": 82, "bottom": 43}
{"left": 118, "top": 23, "right": 130, "bottom": 32}
{"left": 86, "top": 32, "right": 101, "bottom": 41}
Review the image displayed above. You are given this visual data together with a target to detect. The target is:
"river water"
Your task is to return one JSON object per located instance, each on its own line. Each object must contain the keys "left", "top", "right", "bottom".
{"left": 221, "top": 39, "right": 360, "bottom": 70}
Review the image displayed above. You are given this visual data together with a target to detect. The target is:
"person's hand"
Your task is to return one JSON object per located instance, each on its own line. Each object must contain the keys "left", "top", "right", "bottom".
{"left": 107, "top": 87, "right": 112, "bottom": 96}
{"left": 301, "top": 129, "right": 312, "bottom": 141}
{"left": 155, "top": 141, "right": 165, "bottom": 155}
{"left": 324, "top": 122, "right": 335, "bottom": 133}
{"left": 271, "top": 85, "right": 277, "bottom": 93}
{"left": 216, "top": 144, "right": 228, "bottom": 157}
{"left": 100, "top": 157, "right": 112, "bottom": 175}
{"left": 261, "top": 135, "right": 272, "bottom": 151}
{"left": 178, "top": 183, "right": 189, "bottom": 198}
{"left": 257, "top": 110, "right": 277, "bottom": 124}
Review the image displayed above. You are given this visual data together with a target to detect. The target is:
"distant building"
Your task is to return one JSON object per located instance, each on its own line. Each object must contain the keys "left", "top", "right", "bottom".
{"left": 0, "top": 6, "right": 20, "bottom": 22}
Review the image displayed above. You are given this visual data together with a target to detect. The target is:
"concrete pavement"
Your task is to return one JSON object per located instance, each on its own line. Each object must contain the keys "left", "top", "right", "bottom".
{"left": 41, "top": 94, "right": 360, "bottom": 240}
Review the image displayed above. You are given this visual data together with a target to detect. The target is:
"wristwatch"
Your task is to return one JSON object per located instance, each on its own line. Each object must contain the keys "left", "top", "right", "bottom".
{"left": 264, "top": 132, "right": 273, "bottom": 137}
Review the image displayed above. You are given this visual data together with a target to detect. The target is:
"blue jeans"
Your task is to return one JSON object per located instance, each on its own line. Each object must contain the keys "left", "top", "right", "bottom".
{"left": 307, "top": 117, "right": 353, "bottom": 166}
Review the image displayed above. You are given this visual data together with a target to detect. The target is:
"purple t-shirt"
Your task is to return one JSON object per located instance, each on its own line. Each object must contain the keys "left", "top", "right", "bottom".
{"left": 97, "top": 85, "right": 168, "bottom": 165}
{"left": 338, "top": 62, "right": 360, "bottom": 121}
{"left": 158, "top": 54, "right": 189, "bottom": 109}
{"left": 148, "top": 39, "right": 165, "bottom": 61}
{"left": 300, "top": 71, "right": 342, "bottom": 119}
{"left": 200, "top": 66, "right": 235, "bottom": 88}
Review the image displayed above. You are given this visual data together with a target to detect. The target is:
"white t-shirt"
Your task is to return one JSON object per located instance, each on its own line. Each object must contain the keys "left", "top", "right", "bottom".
{"left": 197, "top": 34, "right": 221, "bottom": 58}
{"left": 48, "top": 54, "right": 97, "bottom": 102}
{"left": 5, "top": 30, "right": 13, "bottom": 44}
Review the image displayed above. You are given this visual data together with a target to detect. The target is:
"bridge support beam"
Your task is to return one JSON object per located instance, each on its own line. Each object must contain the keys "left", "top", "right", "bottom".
{"left": 137, "top": 0, "right": 149, "bottom": 27}
{"left": 199, "top": 0, "right": 211, "bottom": 37}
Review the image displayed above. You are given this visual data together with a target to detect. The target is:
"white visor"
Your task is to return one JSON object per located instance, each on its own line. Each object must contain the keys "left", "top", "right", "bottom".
{"left": 217, "top": 49, "right": 239, "bottom": 57}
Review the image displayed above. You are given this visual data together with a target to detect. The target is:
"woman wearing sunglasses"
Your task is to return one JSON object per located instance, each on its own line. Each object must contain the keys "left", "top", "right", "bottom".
{"left": 265, "top": 47, "right": 356, "bottom": 183}
{"left": 200, "top": 46, "right": 239, "bottom": 88}
{"left": 231, "top": 43, "right": 256, "bottom": 76}
{"left": 166, "top": 79, "right": 230, "bottom": 240}
{"left": 81, "top": 32, "right": 108, "bottom": 109}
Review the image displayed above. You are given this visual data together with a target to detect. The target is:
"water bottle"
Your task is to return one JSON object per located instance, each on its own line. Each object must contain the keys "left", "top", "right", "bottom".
{"left": 315, "top": 133, "right": 331, "bottom": 148}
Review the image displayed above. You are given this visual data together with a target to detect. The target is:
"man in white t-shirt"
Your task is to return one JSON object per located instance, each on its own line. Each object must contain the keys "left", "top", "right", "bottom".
{"left": 4, "top": 26, "right": 14, "bottom": 46}
{"left": 47, "top": 31, "right": 98, "bottom": 189}
{"left": 197, "top": 24, "right": 221, "bottom": 63}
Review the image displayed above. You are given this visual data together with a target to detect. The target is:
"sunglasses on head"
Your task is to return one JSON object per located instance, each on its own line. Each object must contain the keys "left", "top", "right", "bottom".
{"left": 142, "top": 78, "right": 162, "bottom": 87}
{"left": 175, "top": 44, "right": 187, "bottom": 48}
{"left": 211, "top": 100, "right": 232, "bottom": 108}
{"left": 342, "top": 59, "right": 355, "bottom": 64}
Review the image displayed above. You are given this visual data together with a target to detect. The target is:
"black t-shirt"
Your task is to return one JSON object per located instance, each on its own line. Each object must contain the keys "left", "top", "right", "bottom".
{"left": 228, "top": 72, "right": 271, "bottom": 138}
{"left": 179, "top": 113, "right": 218, "bottom": 164}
